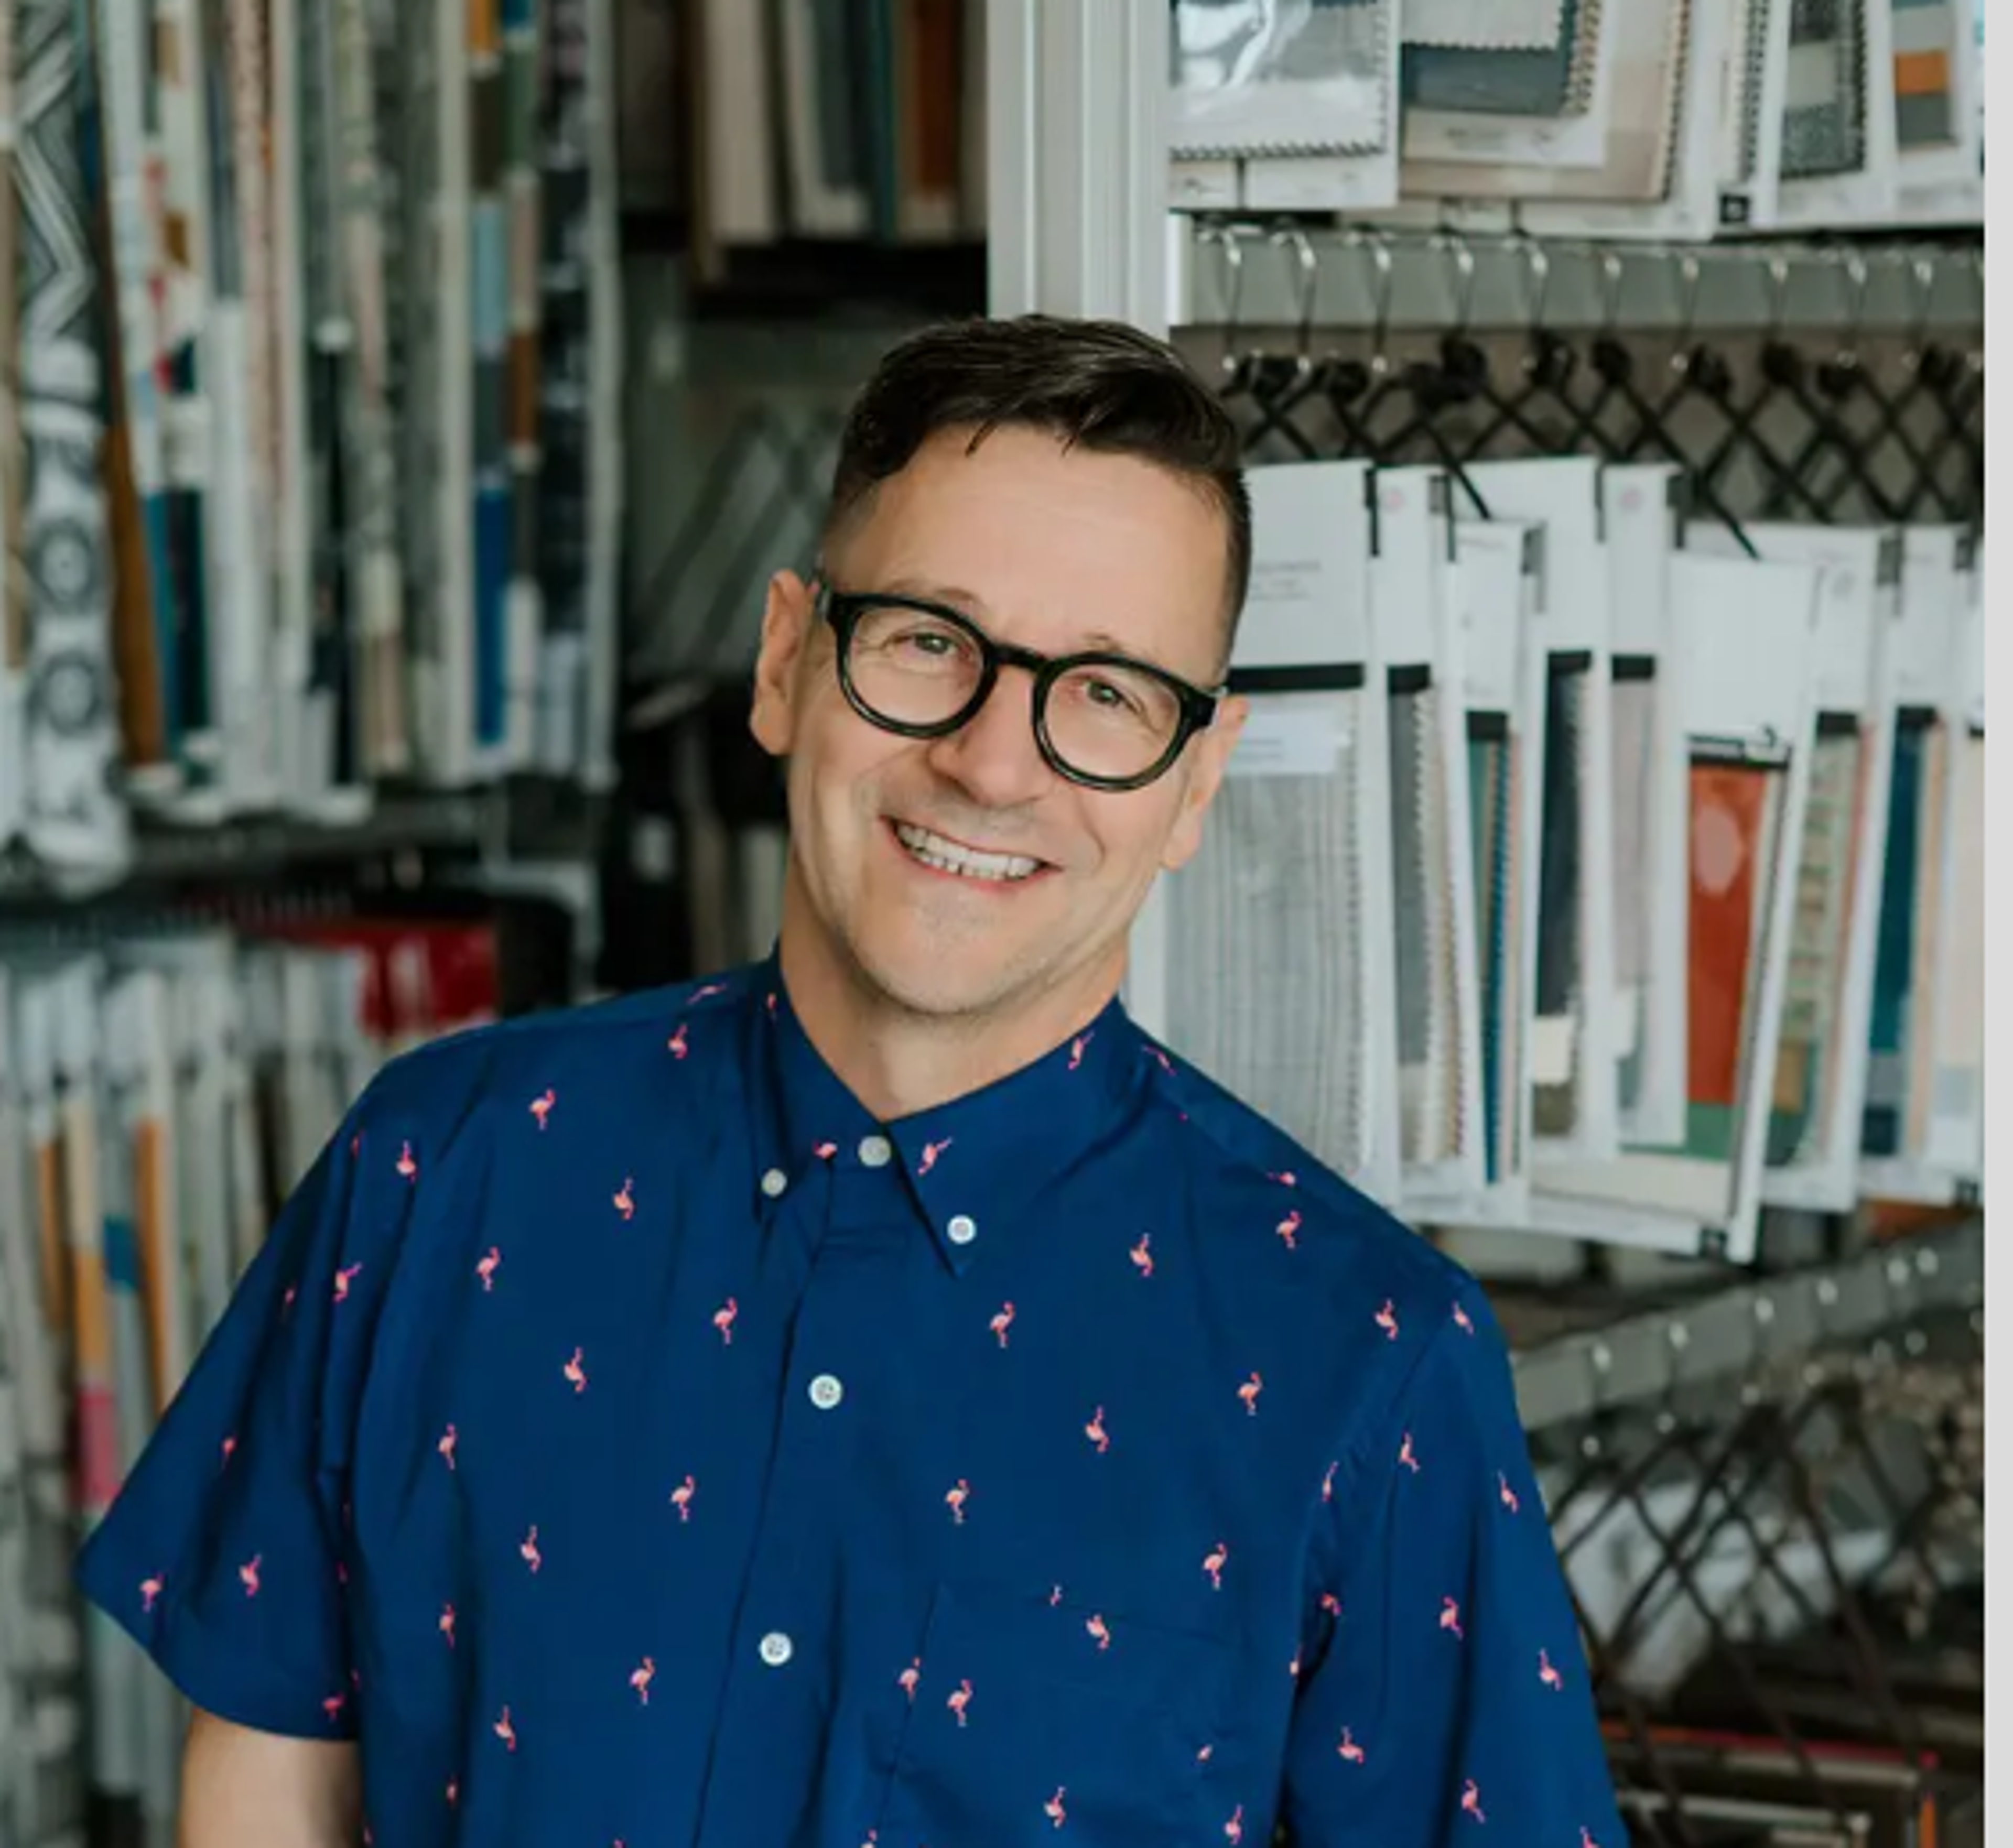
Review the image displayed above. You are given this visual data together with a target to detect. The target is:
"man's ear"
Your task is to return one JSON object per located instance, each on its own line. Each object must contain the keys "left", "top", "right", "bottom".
{"left": 749, "top": 570, "right": 817, "bottom": 758}
{"left": 1159, "top": 693, "right": 1247, "bottom": 874}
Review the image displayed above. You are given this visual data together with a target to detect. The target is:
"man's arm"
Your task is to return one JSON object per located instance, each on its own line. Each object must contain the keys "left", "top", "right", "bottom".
{"left": 177, "top": 1711, "right": 361, "bottom": 1848}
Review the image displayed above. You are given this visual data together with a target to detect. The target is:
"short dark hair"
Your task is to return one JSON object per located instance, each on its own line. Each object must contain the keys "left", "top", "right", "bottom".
{"left": 824, "top": 314, "right": 1252, "bottom": 661}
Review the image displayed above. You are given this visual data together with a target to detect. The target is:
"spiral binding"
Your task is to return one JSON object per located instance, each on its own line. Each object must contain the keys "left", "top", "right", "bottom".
{"left": 1562, "top": 0, "right": 1606, "bottom": 117}
{"left": 1735, "top": 0, "right": 1773, "bottom": 183}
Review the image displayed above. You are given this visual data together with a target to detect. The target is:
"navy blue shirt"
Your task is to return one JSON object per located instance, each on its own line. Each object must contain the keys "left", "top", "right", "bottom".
{"left": 79, "top": 958, "right": 1625, "bottom": 1846}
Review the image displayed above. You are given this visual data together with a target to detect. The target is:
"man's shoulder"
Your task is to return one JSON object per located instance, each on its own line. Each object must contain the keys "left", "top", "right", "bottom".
{"left": 1142, "top": 1038, "right": 1480, "bottom": 1324}
{"left": 351, "top": 966, "right": 759, "bottom": 1147}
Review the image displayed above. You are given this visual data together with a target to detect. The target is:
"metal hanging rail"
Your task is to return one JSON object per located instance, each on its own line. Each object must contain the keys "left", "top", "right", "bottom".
{"left": 1173, "top": 219, "right": 1987, "bottom": 337}
{"left": 1508, "top": 1219, "right": 1983, "bottom": 1433}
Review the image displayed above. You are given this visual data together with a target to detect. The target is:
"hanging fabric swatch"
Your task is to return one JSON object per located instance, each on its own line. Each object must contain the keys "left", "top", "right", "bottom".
{"left": 1165, "top": 695, "right": 1370, "bottom": 1180}
{"left": 1171, "top": 0, "right": 1394, "bottom": 157}
{"left": 1892, "top": 0, "right": 1959, "bottom": 145}
{"left": 1860, "top": 710, "right": 1941, "bottom": 1156}
{"left": 1609, "top": 667, "right": 1658, "bottom": 1125}
{"left": 1467, "top": 717, "right": 1521, "bottom": 1183}
{"left": 1401, "top": 0, "right": 1601, "bottom": 117}
{"left": 1532, "top": 658, "right": 1589, "bottom": 1140}
{"left": 19, "top": 0, "right": 126, "bottom": 877}
{"left": 1781, "top": 0, "right": 1867, "bottom": 176}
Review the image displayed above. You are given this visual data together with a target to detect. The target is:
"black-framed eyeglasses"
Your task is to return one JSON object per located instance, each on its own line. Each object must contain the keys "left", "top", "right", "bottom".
{"left": 818, "top": 585, "right": 1225, "bottom": 793}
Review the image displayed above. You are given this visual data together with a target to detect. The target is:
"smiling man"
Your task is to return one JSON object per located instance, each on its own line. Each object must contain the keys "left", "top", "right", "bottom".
{"left": 78, "top": 316, "right": 1625, "bottom": 1847}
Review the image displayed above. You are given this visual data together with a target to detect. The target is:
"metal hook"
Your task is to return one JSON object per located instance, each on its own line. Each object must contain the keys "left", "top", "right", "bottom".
{"left": 1201, "top": 223, "right": 1246, "bottom": 378}
{"left": 1656, "top": 1320, "right": 1690, "bottom": 1436}
{"left": 1900, "top": 248, "right": 1938, "bottom": 366}
{"left": 1742, "top": 1289, "right": 1779, "bottom": 1408}
{"left": 1521, "top": 234, "right": 1552, "bottom": 331}
{"left": 1434, "top": 231, "right": 1478, "bottom": 336}
{"left": 1596, "top": 249, "right": 1627, "bottom": 333}
{"left": 1833, "top": 247, "right": 1869, "bottom": 367}
{"left": 1580, "top": 1339, "right": 1614, "bottom": 1460}
{"left": 1763, "top": 253, "right": 1793, "bottom": 340}
{"left": 1361, "top": 230, "right": 1397, "bottom": 376}
{"left": 1271, "top": 223, "right": 1319, "bottom": 376}
{"left": 1668, "top": 246, "right": 1702, "bottom": 367}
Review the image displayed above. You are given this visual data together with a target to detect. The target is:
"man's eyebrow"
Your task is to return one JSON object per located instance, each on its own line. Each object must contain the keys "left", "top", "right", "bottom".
{"left": 873, "top": 582, "right": 1206, "bottom": 683}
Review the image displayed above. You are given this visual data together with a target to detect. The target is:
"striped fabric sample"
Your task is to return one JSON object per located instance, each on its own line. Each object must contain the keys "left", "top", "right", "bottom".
{"left": 1467, "top": 722, "right": 1522, "bottom": 1183}
{"left": 1388, "top": 680, "right": 1463, "bottom": 1167}
{"left": 1609, "top": 672, "right": 1657, "bottom": 1119}
{"left": 1164, "top": 694, "right": 1368, "bottom": 1181}
{"left": 1892, "top": 0, "right": 1957, "bottom": 145}
{"left": 1767, "top": 726, "right": 1864, "bottom": 1166}
{"left": 1929, "top": 732, "right": 1984, "bottom": 1128}
{"left": 1532, "top": 661, "right": 1588, "bottom": 1139}
{"left": 1862, "top": 714, "right": 1942, "bottom": 1156}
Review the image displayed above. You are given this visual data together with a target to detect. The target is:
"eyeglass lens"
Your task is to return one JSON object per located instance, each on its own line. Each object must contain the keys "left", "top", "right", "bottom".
{"left": 845, "top": 602, "right": 1185, "bottom": 785}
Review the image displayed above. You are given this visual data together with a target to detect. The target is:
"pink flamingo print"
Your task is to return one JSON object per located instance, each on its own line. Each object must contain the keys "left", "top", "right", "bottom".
{"left": 614, "top": 1177, "right": 635, "bottom": 1220}
{"left": 1239, "top": 1372, "right": 1263, "bottom": 1416}
{"left": 447, "top": 1778, "right": 459, "bottom": 1806}
{"left": 1276, "top": 1209, "right": 1301, "bottom": 1250}
{"left": 1322, "top": 1460, "right": 1337, "bottom": 1502}
{"left": 692, "top": 982, "right": 726, "bottom": 1002}
{"left": 1147, "top": 1045, "right": 1175, "bottom": 1075}
{"left": 1460, "top": 1780, "right": 1486, "bottom": 1823}
{"left": 220, "top": 1434, "right": 236, "bottom": 1469}
{"left": 1440, "top": 1597, "right": 1464, "bottom": 1639}
{"left": 1049, "top": 1585, "right": 1064, "bottom": 1606}
{"left": 564, "top": 1347, "right": 588, "bottom": 1393}
{"left": 990, "top": 1301, "right": 1015, "bottom": 1347}
{"left": 765, "top": 992, "right": 777, "bottom": 1016}
{"left": 670, "top": 1475, "right": 696, "bottom": 1522}
{"left": 1085, "top": 1406, "right": 1109, "bottom": 1453}
{"left": 321, "top": 1691, "right": 347, "bottom": 1726}
{"left": 1579, "top": 1831, "right": 1601, "bottom": 1848}
{"left": 945, "top": 1479, "right": 970, "bottom": 1524}
{"left": 1045, "top": 1787, "right": 1068, "bottom": 1828}
{"left": 1538, "top": 1649, "right": 1563, "bottom": 1690}
{"left": 396, "top": 1141, "right": 418, "bottom": 1180}
{"left": 520, "top": 1527, "right": 543, "bottom": 1574}
{"left": 1337, "top": 1727, "right": 1367, "bottom": 1764}
{"left": 947, "top": 1679, "right": 972, "bottom": 1726}
{"left": 713, "top": 1298, "right": 738, "bottom": 1345}
{"left": 897, "top": 1659, "right": 921, "bottom": 1701}
{"left": 333, "top": 1263, "right": 363, "bottom": 1303}
{"left": 1453, "top": 1300, "right": 1475, "bottom": 1335}
{"left": 529, "top": 1089, "right": 555, "bottom": 1129}
{"left": 1375, "top": 1299, "right": 1400, "bottom": 1341}
{"left": 283, "top": 1284, "right": 298, "bottom": 1314}
{"left": 1498, "top": 1472, "right": 1520, "bottom": 1515}
{"left": 1068, "top": 1031, "right": 1093, "bottom": 1071}
{"left": 1202, "top": 1541, "right": 1229, "bottom": 1590}
{"left": 438, "top": 1425, "right": 457, "bottom": 1470}
{"left": 440, "top": 1605, "right": 456, "bottom": 1648}
{"left": 1129, "top": 1234, "right": 1154, "bottom": 1278}
{"left": 139, "top": 1575, "right": 164, "bottom": 1613}
{"left": 1399, "top": 1432, "right": 1420, "bottom": 1473}
{"left": 1287, "top": 1654, "right": 1300, "bottom": 1679}
{"left": 630, "top": 1657, "right": 655, "bottom": 1704}
{"left": 1319, "top": 1592, "right": 1341, "bottom": 1617}
{"left": 917, "top": 1137, "right": 952, "bottom": 1176}
{"left": 1196, "top": 1744, "right": 1215, "bottom": 1764}
{"left": 239, "top": 1556, "right": 262, "bottom": 1597}
{"left": 494, "top": 1707, "right": 516, "bottom": 1752}
{"left": 814, "top": 1140, "right": 837, "bottom": 1160}
{"left": 667, "top": 1022, "right": 689, "bottom": 1059}
{"left": 1225, "top": 1804, "right": 1245, "bottom": 1844}
{"left": 1270, "top": 1169, "right": 1298, "bottom": 1187}
{"left": 475, "top": 1247, "right": 501, "bottom": 1291}
{"left": 1085, "top": 1614, "right": 1111, "bottom": 1651}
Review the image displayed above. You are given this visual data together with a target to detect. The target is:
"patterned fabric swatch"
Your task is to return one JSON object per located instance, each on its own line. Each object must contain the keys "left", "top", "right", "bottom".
{"left": 1467, "top": 724, "right": 1522, "bottom": 1183}
{"left": 1609, "top": 673, "right": 1657, "bottom": 1119}
{"left": 1893, "top": 0, "right": 1957, "bottom": 145}
{"left": 19, "top": 0, "right": 123, "bottom": 873}
{"left": 1901, "top": 719, "right": 1947, "bottom": 1156}
{"left": 1165, "top": 695, "right": 1367, "bottom": 1181}
{"left": 1404, "top": 0, "right": 1565, "bottom": 49}
{"left": 1532, "top": 662, "right": 1587, "bottom": 1139}
{"left": 1401, "top": 0, "right": 1600, "bottom": 117}
{"left": 1684, "top": 760, "right": 1786, "bottom": 1164}
{"left": 1862, "top": 714, "right": 1939, "bottom": 1156}
{"left": 1766, "top": 727, "right": 1864, "bottom": 1166}
{"left": 1929, "top": 732, "right": 1983, "bottom": 1126}
{"left": 1781, "top": 0, "right": 1867, "bottom": 176}
{"left": 1171, "top": 0, "right": 1391, "bottom": 155}
{"left": 1388, "top": 681, "right": 1463, "bottom": 1168}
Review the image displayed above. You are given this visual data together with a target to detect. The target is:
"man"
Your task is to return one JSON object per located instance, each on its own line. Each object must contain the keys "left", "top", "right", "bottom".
{"left": 80, "top": 316, "right": 1626, "bottom": 1847}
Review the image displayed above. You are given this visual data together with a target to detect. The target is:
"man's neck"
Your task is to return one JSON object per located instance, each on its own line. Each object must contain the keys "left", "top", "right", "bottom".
{"left": 774, "top": 920, "right": 1119, "bottom": 1125}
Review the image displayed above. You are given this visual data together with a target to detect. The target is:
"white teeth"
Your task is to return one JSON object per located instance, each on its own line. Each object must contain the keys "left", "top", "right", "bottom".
{"left": 894, "top": 822, "right": 1041, "bottom": 884}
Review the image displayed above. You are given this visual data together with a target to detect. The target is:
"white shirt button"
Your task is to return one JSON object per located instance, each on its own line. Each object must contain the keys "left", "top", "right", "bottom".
{"left": 758, "top": 1630, "right": 794, "bottom": 1667}
{"left": 808, "top": 1373, "right": 845, "bottom": 1410}
{"left": 946, "top": 1213, "right": 978, "bottom": 1246}
{"left": 858, "top": 1134, "right": 893, "bottom": 1168}
{"left": 760, "top": 1167, "right": 788, "bottom": 1198}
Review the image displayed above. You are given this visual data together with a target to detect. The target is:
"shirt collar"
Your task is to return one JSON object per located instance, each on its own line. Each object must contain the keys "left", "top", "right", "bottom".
{"left": 743, "top": 952, "right": 1146, "bottom": 1275}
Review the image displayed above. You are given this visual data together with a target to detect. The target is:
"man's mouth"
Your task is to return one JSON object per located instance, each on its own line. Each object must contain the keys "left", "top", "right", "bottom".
{"left": 891, "top": 820, "right": 1046, "bottom": 885}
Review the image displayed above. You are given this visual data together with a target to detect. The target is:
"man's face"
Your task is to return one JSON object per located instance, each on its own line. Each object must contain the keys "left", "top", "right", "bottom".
{"left": 750, "top": 423, "right": 1246, "bottom": 1028}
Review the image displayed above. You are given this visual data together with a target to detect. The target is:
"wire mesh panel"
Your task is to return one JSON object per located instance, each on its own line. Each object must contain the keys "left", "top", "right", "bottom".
{"left": 1176, "top": 325, "right": 1983, "bottom": 534}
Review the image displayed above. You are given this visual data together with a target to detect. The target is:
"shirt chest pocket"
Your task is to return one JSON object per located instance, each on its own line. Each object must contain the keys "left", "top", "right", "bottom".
{"left": 881, "top": 1578, "right": 1233, "bottom": 1847}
